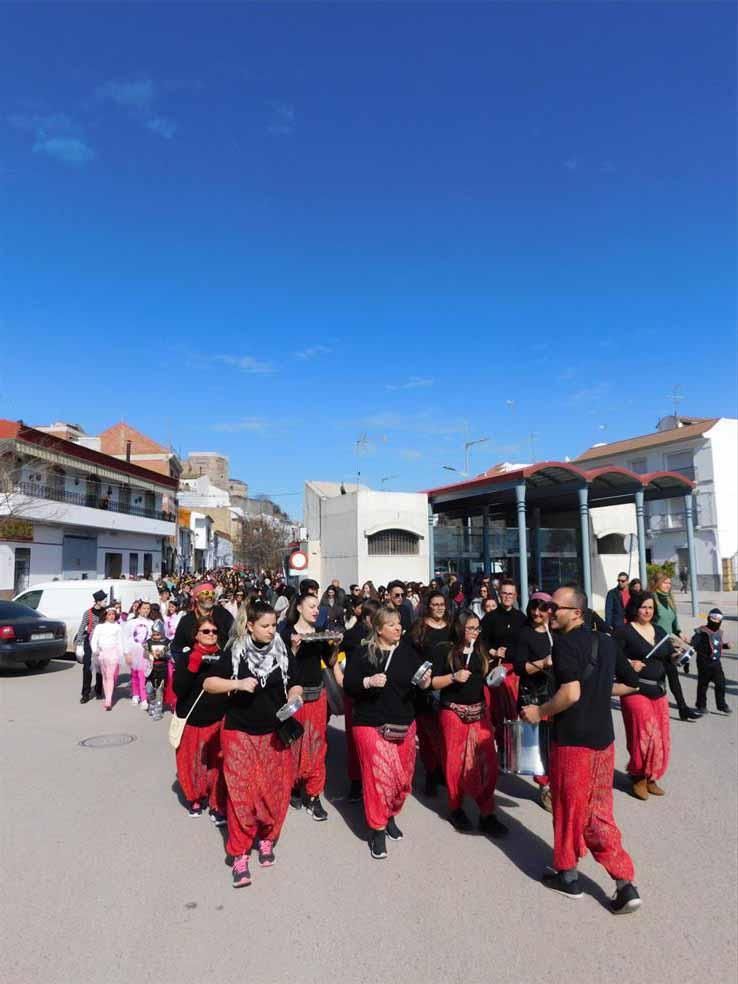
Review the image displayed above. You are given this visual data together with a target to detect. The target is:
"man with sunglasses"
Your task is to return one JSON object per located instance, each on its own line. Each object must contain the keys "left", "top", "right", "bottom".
{"left": 605, "top": 572, "right": 630, "bottom": 629}
{"left": 521, "top": 585, "right": 642, "bottom": 915}
{"left": 173, "top": 581, "right": 234, "bottom": 653}
{"left": 386, "top": 580, "right": 413, "bottom": 633}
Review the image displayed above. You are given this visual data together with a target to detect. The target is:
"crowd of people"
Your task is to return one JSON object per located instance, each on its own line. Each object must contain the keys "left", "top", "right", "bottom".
{"left": 73, "top": 565, "right": 732, "bottom": 911}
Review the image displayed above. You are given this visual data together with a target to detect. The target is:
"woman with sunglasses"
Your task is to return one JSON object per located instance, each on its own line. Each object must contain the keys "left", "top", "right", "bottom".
{"left": 614, "top": 593, "right": 672, "bottom": 800}
{"left": 172, "top": 616, "right": 228, "bottom": 819}
{"left": 432, "top": 611, "right": 508, "bottom": 837}
{"left": 511, "top": 592, "right": 555, "bottom": 811}
{"left": 202, "top": 601, "right": 303, "bottom": 887}
{"left": 409, "top": 591, "right": 450, "bottom": 796}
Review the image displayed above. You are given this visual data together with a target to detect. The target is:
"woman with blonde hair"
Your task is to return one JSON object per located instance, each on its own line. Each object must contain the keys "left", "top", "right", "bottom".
{"left": 648, "top": 571, "right": 699, "bottom": 722}
{"left": 344, "top": 606, "right": 432, "bottom": 859}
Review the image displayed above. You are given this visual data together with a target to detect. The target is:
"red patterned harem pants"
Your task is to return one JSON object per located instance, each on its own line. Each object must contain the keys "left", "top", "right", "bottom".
{"left": 292, "top": 690, "right": 328, "bottom": 797}
{"left": 550, "top": 742, "right": 635, "bottom": 881}
{"left": 620, "top": 694, "right": 670, "bottom": 781}
{"left": 221, "top": 728, "right": 293, "bottom": 856}
{"left": 176, "top": 720, "right": 226, "bottom": 812}
{"left": 438, "top": 708, "right": 498, "bottom": 814}
{"left": 353, "top": 722, "right": 417, "bottom": 831}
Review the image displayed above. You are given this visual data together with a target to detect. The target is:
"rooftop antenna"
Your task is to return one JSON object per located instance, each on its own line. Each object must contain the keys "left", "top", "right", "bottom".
{"left": 667, "top": 385, "right": 684, "bottom": 419}
{"left": 380, "top": 474, "right": 399, "bottom": 489}
{"left": 354, "top": 432, "right": 370, "bottom": 485}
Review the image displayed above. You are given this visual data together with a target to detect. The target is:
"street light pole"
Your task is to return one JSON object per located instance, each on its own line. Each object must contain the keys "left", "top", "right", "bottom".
{"left": 464, "top": 436, "right": 489, "bottom": 476}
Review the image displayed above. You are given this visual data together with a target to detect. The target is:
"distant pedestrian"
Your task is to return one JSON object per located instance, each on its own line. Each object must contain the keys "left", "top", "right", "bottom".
{"left": 691, "top": 609, "right": 732, "bottom": 715}
{"left": 90, "top": 606, "right": 124, "bottom": 710}
{"left": 75, "top": 589, "right": 107, "bottom": 704}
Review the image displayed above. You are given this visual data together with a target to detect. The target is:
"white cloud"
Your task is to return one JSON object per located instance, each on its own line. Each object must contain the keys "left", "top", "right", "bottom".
{"left": 385, "top": 376, "right": 434, "bottom": 392}
{"left": 145, "top": 116, "right": 177, "bottom": 139}
{"left": 97, "top": 77, "right": 178, "bottom": 139}
{"left": 267, "top": 101, "right": 295, "bottom": 136}
{"left": 9, "top": 113, "right": 95, "bottom": 165}
{"left": 400, "top": 448, "right": 422, "bottom": 461}
{"left": 568, "top": 381, "right": 611, "bottom": 404}
{"left": 363, "top": 410, "right": 466, "bottom": 437}
{"left": 295, "top": 345, "right": 330, "bottom": 360}
{"left": 212, "top": 418, "right": 268, "bottom": 433}
{"left": 215, "top": 354, "right": 274, "bottom": 374}
{"left": 97, "top": 79, "right": 155, "bottom": 108}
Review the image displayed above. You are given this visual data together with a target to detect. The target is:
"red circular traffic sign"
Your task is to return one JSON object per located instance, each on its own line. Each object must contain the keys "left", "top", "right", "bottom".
{"left": 289, "top": 550, "right": 308, "bottom": 571}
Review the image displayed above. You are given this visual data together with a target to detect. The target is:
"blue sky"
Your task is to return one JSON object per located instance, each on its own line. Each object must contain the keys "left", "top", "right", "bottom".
{"left": 2, "top": 2, "right": 735, "bottom": 516}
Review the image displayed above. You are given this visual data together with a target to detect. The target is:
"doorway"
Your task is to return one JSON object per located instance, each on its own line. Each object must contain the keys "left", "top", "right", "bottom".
{"left": 13, "top": 547, "right": 31, "bottom": 595}
{"left": 105, "top": 552, "right": 123, "bottom": 578}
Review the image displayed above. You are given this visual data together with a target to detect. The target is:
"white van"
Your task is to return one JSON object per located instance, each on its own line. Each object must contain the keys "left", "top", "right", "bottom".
{"left": 13, "top": 580, "right": 161, "bottom": 652}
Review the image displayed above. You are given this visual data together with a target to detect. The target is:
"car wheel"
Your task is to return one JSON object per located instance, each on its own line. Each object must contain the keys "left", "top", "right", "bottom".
{"left": 26, "top": 660, "right": 51, "bottom": 671}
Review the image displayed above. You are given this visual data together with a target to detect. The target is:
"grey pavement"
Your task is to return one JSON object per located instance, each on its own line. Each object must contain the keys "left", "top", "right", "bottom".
{"left": 1, "top": 633, "right": 737, "bottom": 984}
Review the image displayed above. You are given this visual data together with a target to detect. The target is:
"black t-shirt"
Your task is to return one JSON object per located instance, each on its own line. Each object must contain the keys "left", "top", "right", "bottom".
{"left": 209, "top": 646, "right": 299, "bottom": 735}
{"left": 512, "top": 625, "right": 554, "bottom": 708}
{"left": 277, "top": 621, "right": 332, "bottom": 688}
{"left": 173, "top": 651, "right": 229, "bottom": 727}
{"left": 551, "top": 626, "right": 638, "bottom": 749}
{"left": 341, "top": 622, "right": 370, "bottom": 668}
{"left": 480, "top": 606, "right": 526, "bottom": 654}
{"left": 432, "top": 646, "right": 486, "bottom": 707}
{"left": 614, "top": 624, "right": 669, "bottom": 695}
{"left": 412, "top": 624, "right": 449, "bottom": 713}
{"left": 343, "top": 637, "right": 425, "bottom": 727}
{"left": 173, "top": 606, "right": 234, "bottom": 652}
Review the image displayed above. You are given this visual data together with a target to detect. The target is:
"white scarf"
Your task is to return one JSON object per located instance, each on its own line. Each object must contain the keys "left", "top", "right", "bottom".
{"left": 231, "top": 630, "right": 290, "bottom": 687}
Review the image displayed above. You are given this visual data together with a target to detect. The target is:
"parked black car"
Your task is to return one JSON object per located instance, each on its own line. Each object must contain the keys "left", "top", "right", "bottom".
{"left": 0, "top": 601, "right": 67, "bottom": 670}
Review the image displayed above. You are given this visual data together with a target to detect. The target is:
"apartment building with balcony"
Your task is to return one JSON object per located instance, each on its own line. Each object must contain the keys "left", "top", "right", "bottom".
{"left": 577, "top": 416, "right": 738, "bottom": 590}
{"left": 0, "top": 420, "right": 178, "bottom": 596}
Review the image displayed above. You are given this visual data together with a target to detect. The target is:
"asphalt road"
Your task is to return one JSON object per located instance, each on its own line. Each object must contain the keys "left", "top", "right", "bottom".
{"left": 2, "top": 638, "right": 737, "bottom": 984}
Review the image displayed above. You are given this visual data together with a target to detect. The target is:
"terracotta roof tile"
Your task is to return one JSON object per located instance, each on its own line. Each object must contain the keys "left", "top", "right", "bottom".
{"left": 576, "top": 419, "right": 719, "bottom": 462}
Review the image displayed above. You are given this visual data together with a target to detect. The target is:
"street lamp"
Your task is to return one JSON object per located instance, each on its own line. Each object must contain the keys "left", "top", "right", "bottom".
{"left": 464, "top": 436, "right": 489, "bottom": 475}
{"left": 442, "top": 465, "right": 469, "bottom": 477}
{"left": 380, "top": 474, "right": 399, "bottom": 488}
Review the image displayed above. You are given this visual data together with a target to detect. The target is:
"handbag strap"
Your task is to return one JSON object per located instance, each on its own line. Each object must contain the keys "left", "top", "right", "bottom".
{"left": 582, "top": 632, "right": 600, "bottom": 681}
{"left": 182, "top": 688, "right": 205, "bottom": 722}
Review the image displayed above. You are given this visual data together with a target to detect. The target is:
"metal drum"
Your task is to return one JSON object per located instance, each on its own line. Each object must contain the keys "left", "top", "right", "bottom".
{"left": 500, "top": 720, "right": 550, "bottom": 776}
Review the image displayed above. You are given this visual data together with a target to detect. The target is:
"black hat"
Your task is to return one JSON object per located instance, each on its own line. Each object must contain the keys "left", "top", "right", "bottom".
{"left": 92, "top": 590, "right": 107, "bottom": 603}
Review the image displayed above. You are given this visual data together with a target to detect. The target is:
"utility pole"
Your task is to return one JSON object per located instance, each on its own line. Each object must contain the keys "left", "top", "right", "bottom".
{"left": 464, "top": 436, "right": 489, "bottom": 475}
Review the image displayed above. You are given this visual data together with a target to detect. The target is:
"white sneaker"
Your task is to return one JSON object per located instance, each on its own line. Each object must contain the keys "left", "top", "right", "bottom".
{"left": 140, "top": 701, "right": 148, "bottom": 710}
{"left": 131, "top": 696, "right": 140, "bottom": 705}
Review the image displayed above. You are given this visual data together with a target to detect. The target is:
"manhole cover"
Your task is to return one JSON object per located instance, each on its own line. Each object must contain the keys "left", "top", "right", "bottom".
{"left": 79, "top": 733, "right": 137, "bottom": 748}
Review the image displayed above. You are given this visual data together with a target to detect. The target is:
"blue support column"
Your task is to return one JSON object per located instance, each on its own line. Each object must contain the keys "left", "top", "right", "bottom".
{"left": 684, "top": 494, "right": 699, "bottom": 617}
{"left": 515, "top": 482, "right": 529, "bottom": 608}
{"left": 427, "top": 502, "right": 435, "bottom": 582}
{"left": 482, "top": 507, "right": 491, "bottom": 575}
{"left": 634, "top": 489, "right": 648, "bottom": 586}
{"left": 577, "top": 486, "right": 592, "bottom": 604}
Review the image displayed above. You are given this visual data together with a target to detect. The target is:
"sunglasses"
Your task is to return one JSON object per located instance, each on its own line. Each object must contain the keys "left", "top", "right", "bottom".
{"left": 548, "top": 604, "right": 579, "bottom": 614}
{"left": 529, "top": 601, "right": 553, "bottom": 612}
{"left": 198, "top": 628, "right": 218, "bottom": 635}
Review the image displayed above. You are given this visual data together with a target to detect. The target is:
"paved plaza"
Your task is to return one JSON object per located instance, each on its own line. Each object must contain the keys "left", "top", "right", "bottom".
{"left": 2, "top": 620, "right": 737, "bottom": 984}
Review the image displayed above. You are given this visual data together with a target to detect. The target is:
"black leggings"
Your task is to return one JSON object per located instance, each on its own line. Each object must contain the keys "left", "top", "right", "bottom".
{"left": 664, "top": 659, "right": 688, "bottom": 711}
{"left": 696, "top": 663, "right": 727, "bottom": 710}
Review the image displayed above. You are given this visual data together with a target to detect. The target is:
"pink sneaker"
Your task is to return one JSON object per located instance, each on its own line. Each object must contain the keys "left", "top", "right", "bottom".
{"left": 232, "top": 854, "right": 252, "bottom": 888}
{"left": 257, "top": 839, "right": 275, "bottom": 867}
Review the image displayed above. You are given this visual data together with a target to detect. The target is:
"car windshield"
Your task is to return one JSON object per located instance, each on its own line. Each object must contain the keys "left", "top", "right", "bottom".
{"left": 14, "top": 590, "right": 42, "bottom": 610}
{"left": 0, "top": 601, "right": 43, "bottom": 619}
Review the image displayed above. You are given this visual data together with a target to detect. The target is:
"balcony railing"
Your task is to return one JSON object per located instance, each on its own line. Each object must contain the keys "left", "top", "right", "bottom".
{"left": 9, "top": 481, "right": 176, "bottom": 523}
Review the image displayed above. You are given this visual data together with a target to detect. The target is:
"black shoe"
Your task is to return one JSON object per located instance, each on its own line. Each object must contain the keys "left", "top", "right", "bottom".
{"left": 347, "top": 780, "right": 363, "bottom": 803}
{"left": 679, "top": 707, "right": 699, "bottom": 722}
{"left": 79, "top": 694, "right": 92, "bottom": 704}
{"left": 542, "top": 868, "right": 583, "bottom": 899}
{"left": 449, "top": 808, "right": 473, "bottom": 833}
{"left": 306, "top": 795, "right": 328, "bottom": 821}
{"left": 694, "top": 705, "right": 706, "bottom": 715}
{"left": 424, "top": 773, "right": 438, "bottom": 797}
{"left": 289, "top": 787, "right": 303, "bottom": 810}
{"left": 386, "top": 817, "right": 403, "bottom": 841}
{"left": 611, "top": 882, "right": 642, "bottom": 914}
{"left": 369, "top": 829, "right": 387, "bottom": 859}
{"left": 94, "top": 691, "right": 104, "bottom": 700}
{"left": 479, "top": 813, "right": 508, "bottom": 839}
{"left": 718, "top": 705, "right": 732, "bottom": 715}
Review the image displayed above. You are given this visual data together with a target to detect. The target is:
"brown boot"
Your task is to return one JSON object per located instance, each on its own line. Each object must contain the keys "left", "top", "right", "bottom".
{"left": 631, "top": 778, "right": 649, "bottom": 800}
{"left": 539, "top": 785, "right": 553, "bottom": 813}
{"left": 646, "top": 779, "right": 665, "bottom": 796}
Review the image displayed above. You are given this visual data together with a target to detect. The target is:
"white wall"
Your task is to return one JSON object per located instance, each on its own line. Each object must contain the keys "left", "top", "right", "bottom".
{"left": 0, "top": 492, "right": 175, "bottom": 538}
{"left": 589, "top": 503, "right": 640, "bottom": 612}
{"left": 707, "top": 419, "right": 738, "bottom": 562}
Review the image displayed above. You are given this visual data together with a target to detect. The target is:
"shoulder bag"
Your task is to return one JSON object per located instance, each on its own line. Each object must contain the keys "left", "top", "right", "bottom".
{"left": 168, "top": 689, "right": 205, "bottom": 750}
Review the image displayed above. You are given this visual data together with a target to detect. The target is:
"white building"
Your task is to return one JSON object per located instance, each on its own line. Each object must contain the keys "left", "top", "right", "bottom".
{"left": 577, "top": 416, "right": 738, "bottom": 590}
{"left": 190, "top": 511, "right": 215, "bottom": 572}
{"left": 303, "top": 481, "right": 429, "bottom": 588}
{"left": 0, "top": 420, "right": 177, "bottom": 597}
